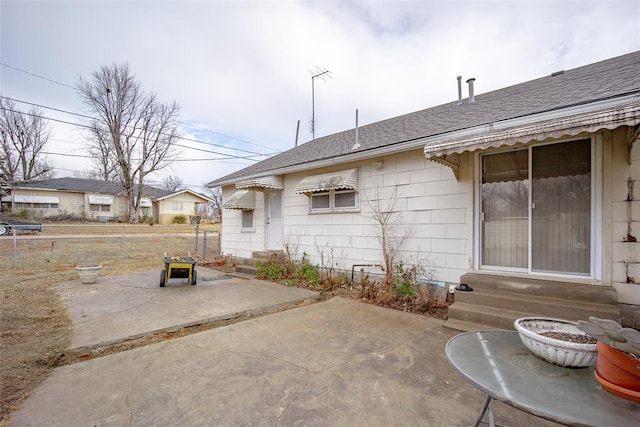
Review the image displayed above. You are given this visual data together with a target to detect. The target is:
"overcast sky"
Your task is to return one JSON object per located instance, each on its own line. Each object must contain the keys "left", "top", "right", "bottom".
{"left": 2, "top": 0, "right": 639, "bottom": 192}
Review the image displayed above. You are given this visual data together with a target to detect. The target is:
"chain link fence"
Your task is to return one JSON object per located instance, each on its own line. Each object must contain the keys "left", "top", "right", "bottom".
{"left": 1, "top": 224, "right": 220, "bottom": 270}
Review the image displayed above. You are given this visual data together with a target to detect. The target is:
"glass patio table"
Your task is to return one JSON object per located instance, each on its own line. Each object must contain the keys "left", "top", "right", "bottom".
{"left": 446, "top": 330, "right": 640, "bottom": 427}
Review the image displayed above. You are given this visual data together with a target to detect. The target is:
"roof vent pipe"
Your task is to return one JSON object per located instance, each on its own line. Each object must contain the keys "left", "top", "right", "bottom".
{"left": 352, "top": 109, "right": 361, "bottom": 150}
{"left": 457, "top": 76, "right": 462, "bottom": 101}
{"left": 467, "top": 77, "right": 475, "bottom": 103}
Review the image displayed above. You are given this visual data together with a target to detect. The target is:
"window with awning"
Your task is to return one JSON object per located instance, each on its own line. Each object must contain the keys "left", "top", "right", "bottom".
{"left": 294, "top": 168, "right": 359, "bottom": 194}
{"left": 223, "top": 190, "right": 255, "bottom": 210}
{"left": 88, "top": 195, "right": 113, "bottom": 205}
{"left": 13, "top": 195, "right": 59, "bottom": 204}
{"left": 295, "top": 169, "right": 359, "bottom": 212}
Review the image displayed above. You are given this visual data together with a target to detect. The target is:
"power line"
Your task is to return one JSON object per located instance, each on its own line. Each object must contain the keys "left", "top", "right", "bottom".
{"left": 1, "top": 95, "right": 274, "bottom": 158}
{"left": 181, "top": 122, "right": 279, "bottom": 153}
{"left": 0, "top": 62, "right": 76, "bottom": 89}
{"left": 0, "top": 104, "right": 265, "bottom": 161}
{"left": 41, "top": 150, "right": 247, "bottom": 162}
{"left": 1, "top": 62, "right": 280, "bottom": 153}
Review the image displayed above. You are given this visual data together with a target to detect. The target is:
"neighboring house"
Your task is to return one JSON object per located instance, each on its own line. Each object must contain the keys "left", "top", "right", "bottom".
{"left": 155, "top": 189, "right": 214, "bottom": 225}
{"left": 208, "top": 52, "right": 640, "bottom": 328}
{"left": 1, "top": 177, "right": 211, "bottom": 224}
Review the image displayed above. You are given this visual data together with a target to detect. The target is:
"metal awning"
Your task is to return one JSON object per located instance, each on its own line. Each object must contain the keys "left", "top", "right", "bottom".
{"left": 12, "top": 195, "right": 59, "bottom": 204}
{"left": 294, "top": 168, "right": 359, "bottom": 194}
{"left": 424, "top": 101, "right": 640, "bottom": 179}
{"left": 236, "top": 175, "right": 283, "bottom": 191}
{"left": 222, "top": 190, "right": 255, "bottom": 210}
{"left": 88, "top": 195, "right": 113, "bottom": 205}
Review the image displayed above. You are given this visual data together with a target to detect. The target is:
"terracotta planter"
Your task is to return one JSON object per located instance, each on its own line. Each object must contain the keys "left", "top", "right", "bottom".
{"left": 595, "top": 341, "right": 640, "bottom": 402}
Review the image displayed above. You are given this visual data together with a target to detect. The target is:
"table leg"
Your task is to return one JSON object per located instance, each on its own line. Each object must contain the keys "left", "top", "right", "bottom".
{"left": 472, "top": 395, "right": 496, "bottom": 427}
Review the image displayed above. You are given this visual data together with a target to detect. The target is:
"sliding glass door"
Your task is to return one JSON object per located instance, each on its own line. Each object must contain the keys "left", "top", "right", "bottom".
{"left": 481, "top": 139, "right": 592, "bottom": 276}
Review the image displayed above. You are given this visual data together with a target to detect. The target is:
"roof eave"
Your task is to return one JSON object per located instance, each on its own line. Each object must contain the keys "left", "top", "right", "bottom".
{"left": 207, "top": 138, "right": 429, "bottom": 188}
{"left": 208, "top": 92, "right": 640, "bottom": 188}
{"left": 424, "top": 94, "right": 640, "bottom": 158}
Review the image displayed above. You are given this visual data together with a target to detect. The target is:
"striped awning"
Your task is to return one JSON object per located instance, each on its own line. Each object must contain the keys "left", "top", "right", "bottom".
{"left": 424, "top": 102, "right": 640, "bottom": 179}
{"left": 294, "top": 168, "right": 359, "bottom": 194}
{"left": 222, "top": 190, "right": 255, "bottom": 210}
{"left": 236, "top": 175, "right": 284, "bottom": 191}
{"left": 13, "top": 194, "right": 59, "bottom": 204}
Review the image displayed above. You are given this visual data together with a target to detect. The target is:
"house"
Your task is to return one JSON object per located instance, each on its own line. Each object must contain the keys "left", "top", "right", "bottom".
{"left": 155, "top": 189, "right": 214, "bottom": 225}
{"left": 2, "top": 177, "right": 212, "bottom": 224}
{"left": 208, "top": 51, "right": 640, "bottom": 329}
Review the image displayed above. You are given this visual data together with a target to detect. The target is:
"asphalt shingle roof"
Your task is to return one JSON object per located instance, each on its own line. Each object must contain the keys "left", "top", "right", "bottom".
{"left": 210, "top": 51, "right": 640, "bottom": 186}
{"left": 14, "top": 177, "right": 173, "bottom": 199}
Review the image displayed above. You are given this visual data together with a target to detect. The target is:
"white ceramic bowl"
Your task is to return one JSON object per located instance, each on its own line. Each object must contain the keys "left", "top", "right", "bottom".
{"left": 514, "top": 317, "right": 597, "bottom": 368}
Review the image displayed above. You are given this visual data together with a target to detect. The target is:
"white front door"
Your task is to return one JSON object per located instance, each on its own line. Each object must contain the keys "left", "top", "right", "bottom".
{"left": 266, "top": 189, "right": 283, "bottom": 250}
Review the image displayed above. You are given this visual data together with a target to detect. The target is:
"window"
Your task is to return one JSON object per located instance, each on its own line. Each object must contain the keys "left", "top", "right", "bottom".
{"left": 480, "top": 139, "right": 592, "bottom": 276}
{"left": 311, "top": 193, "right": 330, "bottom": 210}
{"left": 310, "top": 190, "right": 357, "bottom": 212}
{"left": 172, "top": 202, "right": 183, "bottom": 210}
{"left": 242, "top": 210, "right": 254, "bottom": 229}
{"left": 15, "top": 202, "right": 59, "bottom": 209}
{"left": 335, "top": 191, "right": 356, "bottom": 208}
{"left": 90, "top": 204, "right": 111, "bottom": 212}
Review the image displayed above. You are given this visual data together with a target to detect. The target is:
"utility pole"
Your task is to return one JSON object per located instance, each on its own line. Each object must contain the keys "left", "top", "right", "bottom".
{"left": 310, "top": 68, "right": 331, "bottom": 139}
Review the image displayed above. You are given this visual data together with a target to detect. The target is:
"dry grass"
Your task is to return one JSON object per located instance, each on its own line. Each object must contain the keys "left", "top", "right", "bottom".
{"left": 0, "top": 224, "right": 219, "bottom": 425}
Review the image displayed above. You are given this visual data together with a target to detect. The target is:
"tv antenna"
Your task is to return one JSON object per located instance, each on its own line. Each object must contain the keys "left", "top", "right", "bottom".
{"left": 309, "top": 67, "right": 331, "bottom": 139}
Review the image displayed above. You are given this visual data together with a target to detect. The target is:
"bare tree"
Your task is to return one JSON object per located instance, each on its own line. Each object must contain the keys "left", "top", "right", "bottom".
{"left": 364, "top": 187, "right": 413, "bottom": 284}
{"left": 201, "top": 185, "right": 222, "bottom": 222}
{"left": 162, "top": 175, "right": 185, "bottom": 192}
{"left": 86, "top": 125, "right": 119, "bottom": 181}
{"left": 73, "top": 168, "right": 115, "bottom": 181}
{"left": 77, "top": 63, "right": 181, "bottom": 222}
{"left": 0, "top": 97, "right": 54, "bottom": 181}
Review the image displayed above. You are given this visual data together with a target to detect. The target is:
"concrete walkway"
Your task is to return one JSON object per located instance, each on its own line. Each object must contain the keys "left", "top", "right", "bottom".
{"left": 10, "top": 269, "right": 558, "bottom": 426}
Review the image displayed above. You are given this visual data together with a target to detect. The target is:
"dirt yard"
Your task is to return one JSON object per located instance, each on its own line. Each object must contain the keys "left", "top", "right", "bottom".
{"left": 0, "top": 223, "right": 219, "bottom": 425}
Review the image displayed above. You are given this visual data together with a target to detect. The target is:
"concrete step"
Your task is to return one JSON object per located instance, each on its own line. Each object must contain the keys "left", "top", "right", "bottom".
{"left": 235, "top": 251, "right": 286, "bottom": 276}
{"left": 442, "top": 318, "right": 499, "bottom": 333}
{"left": 235, "top": 265, "right": 257, "bottom": 275}
{"left": 460, "top": 273, "right": 617, "bottom": 304}
{"left": 446, "top": 302, "right": 532, "bottom": 331}
{"left": 448, "top": 273, "right": 621, "bottom": 332}
{"left": 453, "top": 289, "right": 619, "bottom": 322}
{"left": 251, "top": 250, "right": 284, "bottom": 260}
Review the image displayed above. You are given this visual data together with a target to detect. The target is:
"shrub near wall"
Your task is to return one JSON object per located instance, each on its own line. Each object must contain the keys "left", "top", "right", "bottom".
{"left": 172, "top": 215, "right": 187, "bottom": 224}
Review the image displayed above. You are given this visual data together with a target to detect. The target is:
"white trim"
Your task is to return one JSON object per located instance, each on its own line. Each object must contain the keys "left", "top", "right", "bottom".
{"left": 474, "top": 151, "right": 481, "bottom": 271}
{"left": 594, "top": 135, "right": 603, "bottom": 281}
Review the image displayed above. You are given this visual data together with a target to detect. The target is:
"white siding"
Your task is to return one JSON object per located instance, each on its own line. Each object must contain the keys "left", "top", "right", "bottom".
{"left": 608, "top": 128, "right": 640, "bottom": 325}
{"left": 220, "top": 186, "right": 266, "bottom": 258}
{"left": 274, "top": 149, "right": 473, "bottom": 283}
